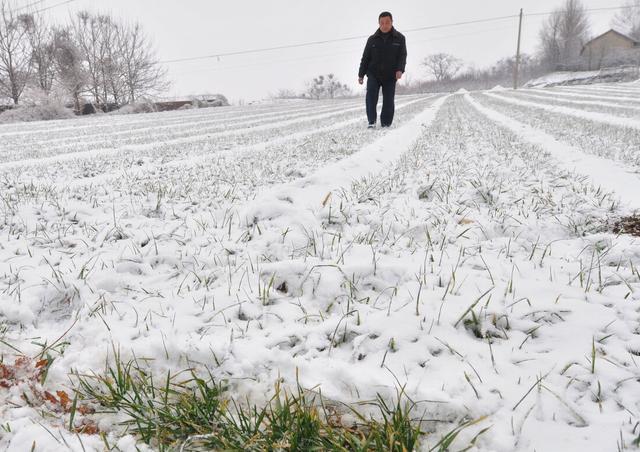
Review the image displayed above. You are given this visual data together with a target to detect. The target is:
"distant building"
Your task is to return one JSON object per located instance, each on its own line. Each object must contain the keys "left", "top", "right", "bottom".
{"left": 581, "top": 29, "right": 640, "bottom": 70}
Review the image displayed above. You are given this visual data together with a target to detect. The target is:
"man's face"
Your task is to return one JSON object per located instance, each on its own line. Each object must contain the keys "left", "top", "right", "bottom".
{"left": 379, "top": 16, "right": 393, "bottom": 33}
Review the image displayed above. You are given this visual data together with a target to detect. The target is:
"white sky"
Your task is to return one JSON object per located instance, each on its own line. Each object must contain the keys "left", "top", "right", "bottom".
{"left": 21, "top": 0, "right": 623, "bottom": 102}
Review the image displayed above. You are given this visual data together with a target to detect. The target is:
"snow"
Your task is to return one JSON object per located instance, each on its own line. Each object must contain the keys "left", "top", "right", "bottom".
{"left": 522, "top": 87, "right": 640, "bottom": 105}
{"left": 518, "top": 89, "right": 640, "bottom": 111}
{"left": 466, "top": 93, "right": 640, "bottom": 210}
{"left": 489, "top": 85, "right": 508, "bottom": 92}
{"left": 1, "top": 87, "right": 640, "bottom": 451}
{"left": 525, "top": 70, "right": 602, "bottom": 88}
{"left": 486, "top": 91, "right": 640, "bottom": 130}
{"left": 525, "top": 69, "right": 640, "bottom": 88}
{"left": 243, "top": 94, "right": 450, "bottom": 220}
{"left": 560, "top": 82, "right": 640, "bottom": 94}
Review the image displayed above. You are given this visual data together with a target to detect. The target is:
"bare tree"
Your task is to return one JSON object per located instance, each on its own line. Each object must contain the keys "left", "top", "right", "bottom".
{"left": 0, "top": 5, "right": 169, "bottom": 114}
{"left": 306, "top": 75, "right": 324, "bottom": 100}
{"left": 539, "top": 11, "right": 563, "bottom": 70}
{"left": 538, "top": 0, "right": 590, "bottom": 70}
{"left": 324, "top": 73, "right": 349, "bottom": 99}
{"left": 306, "top": 74, "right": 350, "bottom": 100}
{"left": 96, "top": 14, "right": 127, "bottom": 107}
{"left": 560, "top": 0, "right": 590, "bottom": 69}
{"left": 20, "top": 12, "right": 55, "bottom": 95}
{"left": 272, "top": 88, "right": 298, "bottom": 99}
{"left": 53, "top": 26, "right": 86, "bottom": 112}
{"left": 613, "top": 0, "right": 640, "bottom": 41}
{"left": 422, "top": 53, "right": 463, "bottom": 81}
{"left": 70, "top": 11, "right": 102, "bottom": 105}
{"left": 490, "top": 54, "right": 539, "bottom": 82}
{"left": 70, "top": 11, "right": 167, "bottom": 108}
{"left": 70, "top": 11, "right": 121, "bottom": 107}
{"left": 0, "top": 1, "right": 31, "bottom": 104}
{"left": 118, "top": 21, "right": 168, "bottom": 103}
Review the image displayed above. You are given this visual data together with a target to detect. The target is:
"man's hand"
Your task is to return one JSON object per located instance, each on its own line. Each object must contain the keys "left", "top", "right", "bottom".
{"left": 358, "top": 77, "right": 364, "bottom": 85}
{"left": 395, "top": 71, "right": 403, "bottom": 81}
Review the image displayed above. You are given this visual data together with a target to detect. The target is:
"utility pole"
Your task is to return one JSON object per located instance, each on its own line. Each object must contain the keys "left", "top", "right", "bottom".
{"left": 513, "top": 8, "right": 523, "bottom": 90}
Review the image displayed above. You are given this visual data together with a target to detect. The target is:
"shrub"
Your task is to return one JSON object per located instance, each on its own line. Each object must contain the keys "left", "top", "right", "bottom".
{"left": 0, "top": 102, "right": 76, "bottom": 123}
{"left": 112, "top": 98, "right": 158, "bottom": 115}
{"left": 190, "top": 94, "right": 229, "bottom": 108}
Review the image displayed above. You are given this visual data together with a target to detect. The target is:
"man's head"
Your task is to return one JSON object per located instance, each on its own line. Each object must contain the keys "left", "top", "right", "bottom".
{"left": 378, "top": 11, "right": 393, "bottom": 33}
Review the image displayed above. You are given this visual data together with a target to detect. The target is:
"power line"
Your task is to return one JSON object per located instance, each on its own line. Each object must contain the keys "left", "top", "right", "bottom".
{"left": 403, "top": 14, "right": 518, "bottom": 34}
{"left": 160, "top": 15, "right": 521, "bottom": 64}
{"left": 31, "top": 0, "right": 76, "bottom": 14}
{"left": 526, "top": 4, "right": 634, "bottom": 17}
{"left": 172, "top": 24, "right": 519, "bottom": 77}
{"left": 15, "top": 0, "right": 47, "bottom": 12}
{"left": 159, "top": 4, "right": 633, "bottom": 65}
{"left": 160, "top": 35, "right": 368, "bottom": 64}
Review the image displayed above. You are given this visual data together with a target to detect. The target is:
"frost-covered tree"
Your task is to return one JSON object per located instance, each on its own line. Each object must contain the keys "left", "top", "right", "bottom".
{"left": 560, "top": 0, "right": 590, "bottom": 69}
{"left": 0, "top": 4, "right": 169, "bottom": 112}
{"left": 118, "top": 21, "right": 168, "bottom": 103}
{"left": 0, "top": 1, "right": 31, "bottom": 104}
{"left": 306, "top": 74, "right": 350, "bottom": 100}
{"left": 272, "top": 88, "right": 298, "bottom": 99}
{"left": 538, "top": 0, "right": 590, "bottom": 70}
{"left": 70, "top": 11, "right": 126, "bottom": 107}
{"left": 53, "top": 26, "right": 86, "bottom": 112}
{"left": 70, "top": 11, "right": 105, "bottom": 105}
{"left": 539, "top": 11, "right": 562, "bottom": 70}
{"left": 20, "top": 12, "right": 56, "bottom": 95}
{"left": 612, "top": 0, "right": 640, "bottom": 41}
{"left": 69, "top": 11, "right": 168, "bottom": 108}
{"left": 422, "top": 53, "right": 463, "bottom": 81}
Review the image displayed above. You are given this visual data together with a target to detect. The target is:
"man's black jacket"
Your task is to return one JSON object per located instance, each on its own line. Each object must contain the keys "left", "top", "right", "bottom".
{"left": 358, "top": 27, "right": 407, "bottom": 82}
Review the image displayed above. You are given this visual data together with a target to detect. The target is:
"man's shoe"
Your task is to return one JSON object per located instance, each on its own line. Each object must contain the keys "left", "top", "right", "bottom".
{"left": 367, "top": 123, "right": 376, "bottom": 129}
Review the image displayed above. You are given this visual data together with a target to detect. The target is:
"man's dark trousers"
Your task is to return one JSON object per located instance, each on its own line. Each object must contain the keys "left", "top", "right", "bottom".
{"left": 366, "top": 75, "right": 396, "bottom": 126}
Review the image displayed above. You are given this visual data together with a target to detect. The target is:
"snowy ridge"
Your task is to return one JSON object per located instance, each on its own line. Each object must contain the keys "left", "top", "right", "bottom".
{"left": 477, "top": 85, "right": 640, "bottom": 171}
{"left": 485, "top": 92, "right": 640, "bottom": 130}
{"left": 542, "top": 88, "right": 640, "bottom": 103}
{"left": 466, "top": 93, "right": 640, "bottom": 211}
{"left": 515, "top": 90, "right": 640, "bottom": 112}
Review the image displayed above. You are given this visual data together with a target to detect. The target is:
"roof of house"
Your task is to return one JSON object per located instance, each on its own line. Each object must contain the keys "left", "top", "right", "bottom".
{"left": 581, "top": 29, "right": 640, "bottom": 54}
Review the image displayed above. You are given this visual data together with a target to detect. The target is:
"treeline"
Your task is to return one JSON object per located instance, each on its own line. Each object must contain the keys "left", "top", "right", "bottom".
{"left": 398, "top": 54, "right": 547, "bottom": 94}
{"left": 273, "top": 73, "right": 353, "bottom": 100}
{"left": 400, "top": 0, "right": 640, "bottom": 94}
{"left": 0, "top": 0, "right": 168, "bottom": 111}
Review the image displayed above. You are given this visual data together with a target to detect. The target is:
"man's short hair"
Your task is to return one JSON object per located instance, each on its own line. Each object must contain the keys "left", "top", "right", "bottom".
{"left": 379, "top": 11, "right": 393, "bottom": 21}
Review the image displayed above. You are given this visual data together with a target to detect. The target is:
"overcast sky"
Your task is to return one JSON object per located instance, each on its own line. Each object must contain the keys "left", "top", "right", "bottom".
{"left": 24, "top": 0, "right": 624, "bottom": 102}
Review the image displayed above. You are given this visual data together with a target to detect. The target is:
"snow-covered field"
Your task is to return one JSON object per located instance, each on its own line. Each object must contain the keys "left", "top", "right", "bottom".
{"left": 1, "top": 84, "right": 640, "bottom": 451}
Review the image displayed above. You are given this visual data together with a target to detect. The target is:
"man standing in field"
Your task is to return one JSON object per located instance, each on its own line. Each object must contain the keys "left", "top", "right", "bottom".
{"left": 358, "top": 11, "right": 407, "bottom": 129}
